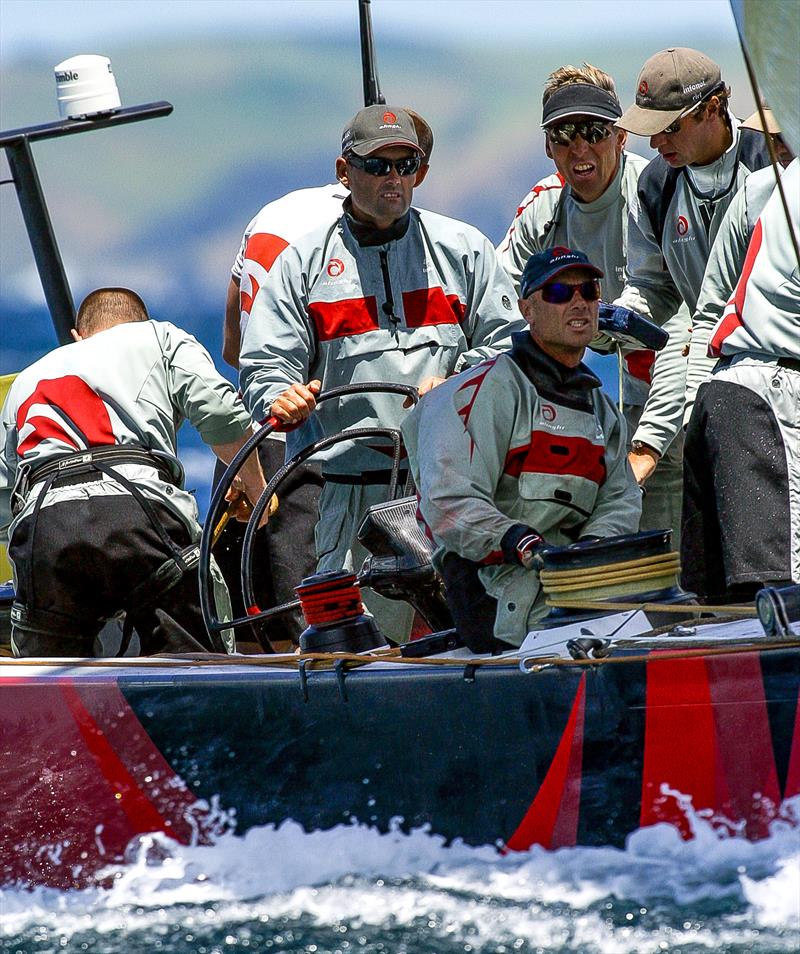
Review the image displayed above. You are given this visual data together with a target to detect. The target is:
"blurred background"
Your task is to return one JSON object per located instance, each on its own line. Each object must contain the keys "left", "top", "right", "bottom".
{"left": 0, "top": 0, "right": 755, "bottom": 508}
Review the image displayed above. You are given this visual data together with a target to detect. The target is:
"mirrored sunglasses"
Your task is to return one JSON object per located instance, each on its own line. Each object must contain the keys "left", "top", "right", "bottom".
{"left": 546, "top": 121, "right": 613, "bottom": 146}
{"left": 540, "top": 279, "right": 601, "bottom": 304}
{"left": 346, "top": 153, "right": 421, "bottom": 177}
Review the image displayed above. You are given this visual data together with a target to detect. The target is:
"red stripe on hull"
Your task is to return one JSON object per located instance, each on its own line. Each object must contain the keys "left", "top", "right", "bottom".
{"left": 68, "top": 680, "right": 200, "bottom": 843}
{"left": 706, "top": 654, "right": 782, "bottom": 838}
{"left": 505, "top": 675, "right": 586, "bottom": 851}
{"left": 641, "top": 656, "right": 725, "bottom": 838}
{"left": 0, "top": 676, "right": 199, "bottom": 888}
{"left": 641, "top": 653, "right": 782, "bottom": 839}
{"left": 782, "top": 688, "right": 800, "bottom": 799}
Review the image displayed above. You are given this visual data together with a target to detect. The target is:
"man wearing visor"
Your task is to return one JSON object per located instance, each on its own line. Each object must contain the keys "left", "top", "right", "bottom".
{"left": 496, "top": 66, "right": 670, "bottom": 530}
{"left": 613, "top": 48, "right": 770, "bottom": 538}
{"left": 240, "top": 105, "right": 523, "bottom": 642}
{"left": 403, "top": 247, "right": 641, "bottom": 651}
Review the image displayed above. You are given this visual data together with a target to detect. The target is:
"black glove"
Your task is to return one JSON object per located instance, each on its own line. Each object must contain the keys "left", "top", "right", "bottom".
{"left": 501, "top": 524, "right": 548, "bottom": 570}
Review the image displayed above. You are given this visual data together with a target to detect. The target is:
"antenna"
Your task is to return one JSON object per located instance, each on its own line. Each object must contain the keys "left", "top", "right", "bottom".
{"left": 359, "top": 0, "right": 385, "bottom": 107}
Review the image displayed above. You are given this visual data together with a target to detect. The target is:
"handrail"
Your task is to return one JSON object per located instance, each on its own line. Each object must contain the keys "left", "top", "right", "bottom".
{"left": 0, "top": 101, "right": 173, "bottom": 344}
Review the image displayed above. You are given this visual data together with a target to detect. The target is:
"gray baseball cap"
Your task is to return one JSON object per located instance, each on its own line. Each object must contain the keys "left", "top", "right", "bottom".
{"left": 618, "top": 48, "right": 723, "bottom": 136}
{"left": 341, "top": 105, "right": 421, "bottom": 157}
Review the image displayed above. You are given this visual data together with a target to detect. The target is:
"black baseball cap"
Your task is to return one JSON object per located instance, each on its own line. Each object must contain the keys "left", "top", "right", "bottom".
{"left": 542, "top": 83, "right": 622, "bottom": 127}
{"left": 520, "top": 247, "right": 604, "bottom": 298}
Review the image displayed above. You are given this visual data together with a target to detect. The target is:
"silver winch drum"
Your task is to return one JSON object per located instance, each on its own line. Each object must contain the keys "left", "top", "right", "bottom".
{"left": 54, "top": 54, "right": 121, "bottom": 120}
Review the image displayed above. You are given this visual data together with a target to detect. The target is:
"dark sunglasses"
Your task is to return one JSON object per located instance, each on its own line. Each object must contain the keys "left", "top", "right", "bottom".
{"left": 540, "top": 279, "right": 601, "bottom": 304}
{"left": 546, "top": 120, "right": 613, "bottom": 147}
{"left": 346, "top": 153, "right": 421, "bottom": 177}
{"left": 662, "top": 83, "right": 727, "bottom": 135}
{"left": 662, "top": 104, "right": 703, "bottom": 136}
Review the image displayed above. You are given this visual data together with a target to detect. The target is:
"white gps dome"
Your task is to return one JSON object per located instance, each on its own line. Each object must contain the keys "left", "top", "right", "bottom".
{"left": 54, "top": 55, "right": 121, "bottom": 120}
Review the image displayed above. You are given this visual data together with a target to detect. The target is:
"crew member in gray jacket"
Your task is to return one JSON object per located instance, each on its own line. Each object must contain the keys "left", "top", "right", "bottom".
{"left": 682, "top": 159, "right": 800, "bottom": 600}
{"left": 614, "top": 47, "right": 770, "bottom": 541}
{"left": 403, "top": 248, "right": 641, "bottom": 650}
{"left": 497, "top": 65, "right": 667, "bottom": 530}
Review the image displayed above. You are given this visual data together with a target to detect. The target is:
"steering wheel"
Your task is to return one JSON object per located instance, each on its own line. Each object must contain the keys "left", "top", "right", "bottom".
{"left": 199, "top": 382, "right": 418, "bottom": 652}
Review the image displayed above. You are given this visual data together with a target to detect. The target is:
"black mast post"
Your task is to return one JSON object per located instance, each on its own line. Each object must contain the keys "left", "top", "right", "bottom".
{"left": 0, "top": 101, "right": 173, "bottom": 345}
{"left": 358, "top": 0, "right": 385, "bottom": 107}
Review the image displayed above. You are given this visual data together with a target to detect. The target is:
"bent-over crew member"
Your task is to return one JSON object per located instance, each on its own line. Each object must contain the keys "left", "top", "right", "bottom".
{"left": 0, "top": 288, "right": 265, "bottom": 658}
{"left": 403, "top": 248, "right": 641, "bottom": 650}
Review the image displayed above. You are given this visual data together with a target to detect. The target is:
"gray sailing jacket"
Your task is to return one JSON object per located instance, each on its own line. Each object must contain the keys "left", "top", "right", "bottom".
{"left": 240, "top": 206, "right": 524, "bottom": 473}
{"left": 497, "top": 152, "right": 651, "bottom": 406}
{"left": 0, "top": 320, "right": 252, "bottom": 543}
{"left": 684, "top": 163, "right": 785, "bottom": 423}
{"left": 402, "top": 332, "right": 641, "bottom": 646}
{"left": 616, "top": 118, "right": 770, "bottom": 454}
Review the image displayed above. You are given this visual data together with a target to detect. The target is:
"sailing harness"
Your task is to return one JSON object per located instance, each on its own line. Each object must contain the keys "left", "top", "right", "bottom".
{"left": 11, "top": 445, "right": 201, "bottom": 654}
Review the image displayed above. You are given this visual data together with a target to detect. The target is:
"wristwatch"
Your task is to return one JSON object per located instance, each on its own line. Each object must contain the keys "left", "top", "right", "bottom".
{"left": 630, "top": 440, "right": 659, "bottom": 456}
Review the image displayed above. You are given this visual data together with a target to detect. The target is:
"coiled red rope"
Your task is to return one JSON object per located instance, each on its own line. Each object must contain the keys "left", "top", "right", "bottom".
{"left": 295, "top": 571, "right": 365, "bottom": 626}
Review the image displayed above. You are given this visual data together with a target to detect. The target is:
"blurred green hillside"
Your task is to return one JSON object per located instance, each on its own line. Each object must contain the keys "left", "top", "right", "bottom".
{"left": 1, "top": 30, "right": 753, "bottom": 338}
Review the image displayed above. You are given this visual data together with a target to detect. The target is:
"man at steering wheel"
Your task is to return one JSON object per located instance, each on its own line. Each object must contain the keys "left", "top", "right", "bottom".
{"left": 239, "top": 105, "right": 523, "bottom": 642}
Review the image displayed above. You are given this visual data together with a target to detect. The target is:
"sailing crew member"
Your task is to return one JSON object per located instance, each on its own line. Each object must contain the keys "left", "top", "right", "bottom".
{"left": 496, "top": 64, "right": 676, "bottom": 538}
{"left": 613, "top": 48, "right": 770, "bottom": 521}
{"left": 684, "top": 108, "right": 794, "bottom": 421}
{"left": 220, "top": 111, "right": 434, "bottom": 644}
{"left": 402, "top": 247, "right": 642, "bottom": 651}
{"left": 0, "top": 288, "right": 266, "bottom": 658}
{"left": 239, "top": 104, "right": 524, "bottom": 642}
{"left": 682, "top": 158, "right": 800, "bottom": 601}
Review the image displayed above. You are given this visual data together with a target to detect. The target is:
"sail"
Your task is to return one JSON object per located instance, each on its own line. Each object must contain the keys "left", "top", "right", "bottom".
{"left": 730, "top": 0, "right": 800, "bottom": 154}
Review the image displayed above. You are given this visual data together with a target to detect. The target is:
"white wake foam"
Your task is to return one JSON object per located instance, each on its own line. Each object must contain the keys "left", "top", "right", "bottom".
{"left": 2, "top": 797, "right": 798, "bottom": 952}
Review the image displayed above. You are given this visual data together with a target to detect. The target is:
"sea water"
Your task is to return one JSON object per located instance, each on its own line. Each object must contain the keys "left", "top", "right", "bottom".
{"left": 2, "top": 798, "right": 798, "bottom": 954}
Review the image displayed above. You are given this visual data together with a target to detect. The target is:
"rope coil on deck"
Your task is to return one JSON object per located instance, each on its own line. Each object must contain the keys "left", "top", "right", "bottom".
{"left": 541, "top": 550, "right": 684, "bottom": 606}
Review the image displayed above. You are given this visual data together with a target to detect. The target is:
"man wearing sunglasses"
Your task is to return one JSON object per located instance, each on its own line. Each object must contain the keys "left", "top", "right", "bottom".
{"left": 613, "top": 48, "right": 770, "bottom": 545}
{"left": 496, "top": 65, "right": 668, "bottom": 527}
{"left": 220, "top": 112, "right": 433, "bottom": 647}
{"left": 403, "top": 247, "right": 641, "bottom": 651}
{"left": 240, "top": 105, "right": 523, "bottom": 642}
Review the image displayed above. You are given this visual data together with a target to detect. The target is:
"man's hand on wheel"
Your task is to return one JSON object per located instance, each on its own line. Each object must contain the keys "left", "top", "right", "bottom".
{"left": 270, "top": 379, "right": 322, "bottom": 425}
{"left": 404, "top": 375, "right": 446, "bottom": 408}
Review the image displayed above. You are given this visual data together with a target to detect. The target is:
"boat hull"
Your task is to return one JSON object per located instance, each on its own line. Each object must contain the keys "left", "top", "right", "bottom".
{"left": 2, "top": 645, "right": 799, "bottom": 888}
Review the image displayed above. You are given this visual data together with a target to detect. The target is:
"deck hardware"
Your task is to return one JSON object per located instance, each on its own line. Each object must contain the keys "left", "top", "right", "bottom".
{"left": 334, "top": 658, "right": 349, "bottom": 702}
{"left": 298, "top": 659, "right": 310, "bottom": 702}
{"left": 567, "top": 636, "right": 611, "bottom": 660}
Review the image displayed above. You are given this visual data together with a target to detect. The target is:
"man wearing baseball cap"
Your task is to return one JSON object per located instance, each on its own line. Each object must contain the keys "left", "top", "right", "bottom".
{"left": 497, "top": 63, "right": 679, "bottom": 538}
{"left": 240, "top": 104, "right": 523, "bottom": 643}
{"left": 217, "top": 109, "right": 434, "bottom": 648}
{"left": 612, "top": 47, "right": 771, "bottom": 546}
{"left": 402, "top": 247, "right": 641, "bottom": 650}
